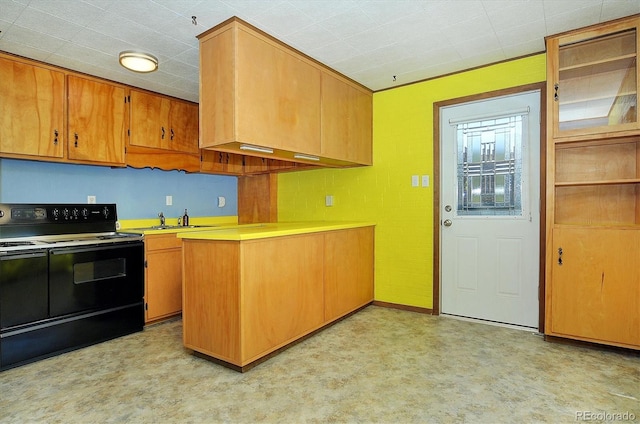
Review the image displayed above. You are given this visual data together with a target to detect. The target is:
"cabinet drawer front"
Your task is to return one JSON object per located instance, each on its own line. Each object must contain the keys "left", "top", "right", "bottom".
{"left": 145, "top": 234, "right": 182, "bottom": 250}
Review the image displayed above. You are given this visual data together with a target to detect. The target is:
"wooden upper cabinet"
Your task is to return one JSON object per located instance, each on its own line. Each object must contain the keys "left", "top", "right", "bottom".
{"left": 199, "top": 19, "right": 321, "bottom": 156}
{"left": 129, "top": 89, "right": 168, "bottom": 150}
{"left": 0, "top": 56, "right": 65, "bottom": 159}
{"left": 168, "top": 100, "right": 199, "bottom": 154}
{"left": 321, "top": 71, "right": 372, "bottom": 165}
{"left": 234, "top": 27, "right": 321, "bottom": 154}
{"left": 547, "top": 15, "right": 640, "bottom": 141}
{"left": 67, "top": 75, "right": 126, "bottom": 165}
{"left": 128, "top": 89, "right": 200, "bottom": 172}
{"left": 198, "top": 17, "right": 372, "bottom": 168}
{"left": 200, "top": 150, "right": 244, "bottom": 175}
{"left": 129, "top": 89, "right": 199, "bottom": 154}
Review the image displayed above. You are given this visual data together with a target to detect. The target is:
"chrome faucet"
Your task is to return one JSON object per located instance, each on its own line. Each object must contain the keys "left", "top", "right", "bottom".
{"left": 158, "top": 212, "right": 165, "bottom": 227}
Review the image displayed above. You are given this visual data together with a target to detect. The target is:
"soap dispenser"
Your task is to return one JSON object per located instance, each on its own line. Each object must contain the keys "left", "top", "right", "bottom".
{"left": 182, "top": 209, "right": 189, "bottom": 226}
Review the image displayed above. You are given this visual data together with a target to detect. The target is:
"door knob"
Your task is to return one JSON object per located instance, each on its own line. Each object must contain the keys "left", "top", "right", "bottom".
{"left": 443, "top": 219, "right": 452, "bottom": 227}
{"left": 445, "top": 205, "right": 452, "bottom": 212}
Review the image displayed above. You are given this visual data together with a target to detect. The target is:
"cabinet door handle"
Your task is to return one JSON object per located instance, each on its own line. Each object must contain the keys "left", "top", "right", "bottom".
{"left": 554, "top": 83, "right": 559, "bottom": 102}
{"left": 161, "top": 127, "right": 165, "bottom": 139}
{"left": 53, "top": 129, "right": 59, "bottom": 145}
{"left": 170, "top": 128, "right": 174, "bottom": 141}
{"left": 557, "top": 247, "right": 563, "bottom": 265}
{"left": 74, "top": 132, "right": 79, "bottom": 148}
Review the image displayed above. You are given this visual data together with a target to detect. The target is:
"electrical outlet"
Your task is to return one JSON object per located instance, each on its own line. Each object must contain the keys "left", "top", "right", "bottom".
{"left": 87, "top": 195, "right": 96, "bottom": 204}
{"left": 166, "top": 195, "right": 173, "bottom": 206}
{"left": 325, "top": 195, "right": 334, "bottom": 207}
{"left": 217, "top": 196, "right": 226, "bottom": 208}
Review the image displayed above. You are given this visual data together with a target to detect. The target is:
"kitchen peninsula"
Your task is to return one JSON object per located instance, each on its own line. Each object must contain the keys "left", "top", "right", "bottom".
{"left": 178, "top": 222, "right": 374, "bottom": 371}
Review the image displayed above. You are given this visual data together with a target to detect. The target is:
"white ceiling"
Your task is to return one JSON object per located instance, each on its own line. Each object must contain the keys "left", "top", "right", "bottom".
{"left": 1, "top": 0, "right": 639, "bottom": 103}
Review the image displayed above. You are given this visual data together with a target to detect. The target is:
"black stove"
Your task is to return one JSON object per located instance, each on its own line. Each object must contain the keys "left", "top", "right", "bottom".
{"left": 0, "top": 203, "right": 142, "bottom": 250}
{"left": 0, "top": 203, "right": 144, "bottom": 371}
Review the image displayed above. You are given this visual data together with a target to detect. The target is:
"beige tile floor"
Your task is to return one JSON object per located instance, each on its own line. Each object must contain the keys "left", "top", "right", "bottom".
{"left": 1, "top": 306, "right": 638, "bottom": 424}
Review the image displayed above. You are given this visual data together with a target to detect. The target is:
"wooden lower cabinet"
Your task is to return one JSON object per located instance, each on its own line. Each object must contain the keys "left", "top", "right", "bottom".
{"left": 547, "top": 227, "right": 640, "bottom": 348}
{"left": 144, "top": 234, "right": 183, "bottom": 323}
{"left": 182, "top": 226, "right": 374, "bottom": 369}
{"left": 324, "top": 227, "right": 374, "bottom": 321}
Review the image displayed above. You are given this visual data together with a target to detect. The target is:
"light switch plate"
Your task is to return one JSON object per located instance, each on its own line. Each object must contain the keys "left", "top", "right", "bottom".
{"left": 166, "top": 195, "right": 173, "bottom": 206}
{"left": 422, "top": 175, "right": 430, "bottom": 187}
{"left": 411, "top": 175, "right": 419, "bottom": 187}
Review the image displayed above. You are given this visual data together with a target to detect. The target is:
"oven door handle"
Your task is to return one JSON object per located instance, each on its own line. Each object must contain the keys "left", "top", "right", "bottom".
{"left": 49, "top": 242, "right": 143, "bottom": 255}
{"left": 0, "top": 251, "right": 48, "bottom": 260}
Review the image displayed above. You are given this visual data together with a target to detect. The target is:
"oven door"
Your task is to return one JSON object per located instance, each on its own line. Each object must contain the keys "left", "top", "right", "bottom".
{"left": 49, "top": 242, "right": 144, "bottom": 317}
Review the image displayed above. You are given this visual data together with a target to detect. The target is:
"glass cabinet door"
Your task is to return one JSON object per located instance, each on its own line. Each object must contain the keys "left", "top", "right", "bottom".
{"left": 552, "top": 23, "right": 638, "bottom": 137}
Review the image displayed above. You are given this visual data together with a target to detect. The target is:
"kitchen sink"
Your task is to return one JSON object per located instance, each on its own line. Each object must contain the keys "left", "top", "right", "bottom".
{"left": 148, "top": 225, "right": 214, "bottom": 230}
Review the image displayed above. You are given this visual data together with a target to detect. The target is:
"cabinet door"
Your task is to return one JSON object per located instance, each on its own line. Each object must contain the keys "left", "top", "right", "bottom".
{"left": 549, "top": 227, "right": 640, "bottom": 347}
{"left": 236, "top": 28, "right": 321, "bottom": 154}
{"left": 241, "top": 234, "right": 324, "bottom": 362}
{"left": 145, "top": 237, "right": 182, "bottom": 323}
{"left": 129, "top": 89, "right": 169, "bottom": 150}
{"left": 67, "top": 75, "right": 126, "bottom": 164}
{"left": 321, "top": 72, "right": 372, "bottom": 165}
{"left": 200, "top": 150, "right": 244, "bottom": 175}
{"left": 548, "top": 18, "right": 639, "bottom": 139}
{"left": 168, "top": 100, "right": 199, "bottom": 154}
{"left": 0, "top": 57, "right": 65, "bottom": 158}
{"left": 324, "top": 227, "right": 374, "bottom": 321}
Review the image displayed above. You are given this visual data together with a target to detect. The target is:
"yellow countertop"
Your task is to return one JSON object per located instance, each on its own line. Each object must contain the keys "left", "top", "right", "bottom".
{"left": 176, "top": 221, "right": 375, "bottom": 241}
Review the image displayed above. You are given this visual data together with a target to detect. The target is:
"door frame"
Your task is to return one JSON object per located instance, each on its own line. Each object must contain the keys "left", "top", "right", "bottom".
{"left": 432, "top": 82, "right": 547, "bottom": 332}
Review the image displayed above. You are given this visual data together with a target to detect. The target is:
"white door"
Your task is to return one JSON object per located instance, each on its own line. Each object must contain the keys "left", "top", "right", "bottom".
{"left": 440, "top": 91, "right": 540, "bottom": 328}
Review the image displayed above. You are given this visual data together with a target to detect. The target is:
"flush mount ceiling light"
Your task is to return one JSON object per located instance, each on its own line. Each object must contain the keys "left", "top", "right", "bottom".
{"left": 118, "top": 51, "right": 158, "bottom": 73}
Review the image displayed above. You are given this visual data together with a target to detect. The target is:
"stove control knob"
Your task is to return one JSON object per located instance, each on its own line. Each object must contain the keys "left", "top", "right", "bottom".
{"left": 51, "top": 208, "right": 60, "bottom": 220}
{"left": 71, "top": 208, "right": 79, "bottom": 220}
{"left": 81, "top": 208, "right": 89, "bottom": 219}
{"left": 62, "top": 208, "right": 70, "bottom": 220}
{"left": 102, "top": 206, "right": 111, "bottom": 219}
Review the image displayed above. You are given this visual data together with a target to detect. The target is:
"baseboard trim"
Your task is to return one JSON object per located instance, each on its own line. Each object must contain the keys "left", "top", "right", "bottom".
{"left": 372, "top": 301, "right": 433, "bottom": 315}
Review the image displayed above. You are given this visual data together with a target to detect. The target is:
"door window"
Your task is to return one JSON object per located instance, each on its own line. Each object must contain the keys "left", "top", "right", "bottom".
{"left": 455, "top": 114, "right": 526, "bottom": 216}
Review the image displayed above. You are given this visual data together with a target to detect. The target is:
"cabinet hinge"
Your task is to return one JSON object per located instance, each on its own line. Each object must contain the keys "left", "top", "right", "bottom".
{"left": 145, "top": 303, "right": 148, "bottom": 311}
{"left": 144, "top": 260, "right": 148, "bottom": 268}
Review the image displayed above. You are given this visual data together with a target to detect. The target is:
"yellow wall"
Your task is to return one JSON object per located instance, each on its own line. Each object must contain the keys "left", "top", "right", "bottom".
{"left": 278, "top": 54, "right": 546, "bottom": 309}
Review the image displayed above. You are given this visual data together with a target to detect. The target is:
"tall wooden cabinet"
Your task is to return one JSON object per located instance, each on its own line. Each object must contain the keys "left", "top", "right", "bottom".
{"left": 545, "top": 15, "right": 640, "bottom": 349}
